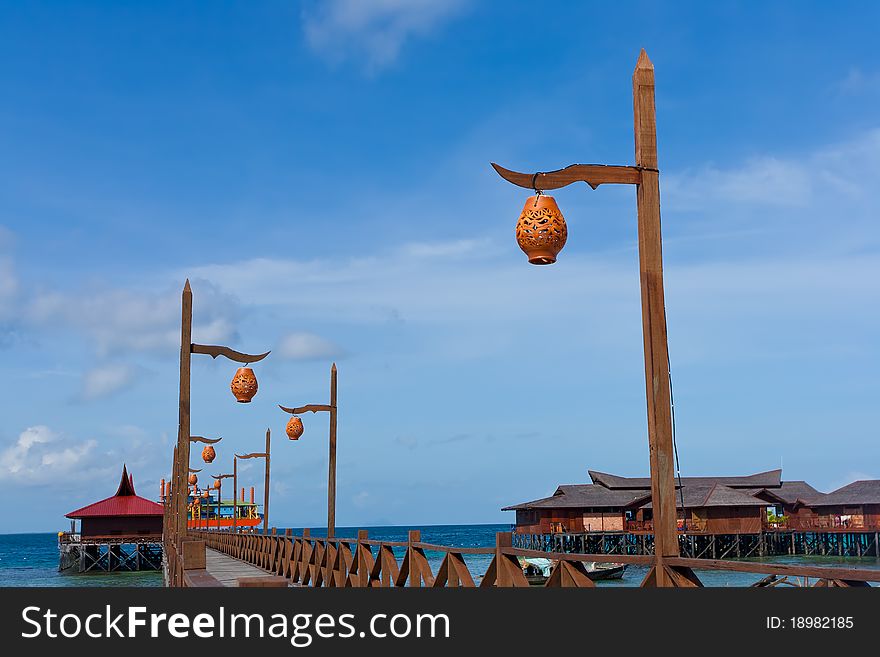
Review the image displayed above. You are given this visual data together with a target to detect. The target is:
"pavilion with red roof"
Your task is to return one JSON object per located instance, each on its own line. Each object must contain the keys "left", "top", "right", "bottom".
{"left": 66, "top": 465, "right": 163, "bottom": 539}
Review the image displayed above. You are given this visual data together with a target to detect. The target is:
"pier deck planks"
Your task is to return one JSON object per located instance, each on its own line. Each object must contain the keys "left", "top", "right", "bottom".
{"left": 203, "top": 547, "right": 283, "bottom": 587}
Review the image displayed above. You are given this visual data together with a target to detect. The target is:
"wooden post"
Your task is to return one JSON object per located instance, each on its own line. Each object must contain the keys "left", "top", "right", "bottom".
{"left": 233, "top": 457, "right": 238, "bottom": 533}
{"left": 264, "top": 428, "right": 271, "bottom": 534}
{"left": 176, "top": 280, "right": 193, "bottom": 540}
{"left": 327, "top": 363, "right": 338, "bottom": 539}
{"left": 217, "top": 480, "right": 222, "bottom": 531}
{"left": 169, "top": 445, "right": 178, "bottom": 547}
{"left": 633, "top": 49, "right": 679, "bottom": 586}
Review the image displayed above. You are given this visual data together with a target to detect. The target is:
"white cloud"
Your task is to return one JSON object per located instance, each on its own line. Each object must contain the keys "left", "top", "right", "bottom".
{"left": 23, "top": 279, "right": 239, "bottom": 357}
{"left": 78, "top": 362, "right": 139, "bottom": 401}
{"left": 0, "top": 425, "right": 99, "bottom": 485}
{"left": 0, "top": 255, "right": 17, "bottom": 321}
{"left": 664, "top": 156, "right": 812, "bottom": 210}
{"left": 302, "top": 0, "right": 467, "bottom": 70}
{"left": 0, "top": 227, "right": 18, "bottom": 322}
{"left": 838, "top": 68, "right": 880, "bottom": 94}
{"left": 664, "top": 129, "right": 880, "bottom": 214}
{"left": 278, "top": 332, "right": 345, "bottom": 361}
{"left": 398, "top": 238, "right": 493, "bottom": 259}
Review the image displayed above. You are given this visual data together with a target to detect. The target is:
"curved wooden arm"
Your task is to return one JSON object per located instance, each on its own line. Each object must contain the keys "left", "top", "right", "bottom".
{"left": 235, "top": 452, "right": 268, "bottom": 460}
{"left": 188, "top": 467, "right": 202, "bottom": 473}
{"left": 211, "top": 474, "right": 234, "bottom": 480}
{"left": 191, "top": 343, "right": 270, "bottom": 364}
{"left": 278, "top": 403, "right": 333, "bottom": 414}
{"left": 490, "top": 162, "right": 642, "bottom": 191}
{"left": 189, "top": 436, "right": 222, "bottom": 444}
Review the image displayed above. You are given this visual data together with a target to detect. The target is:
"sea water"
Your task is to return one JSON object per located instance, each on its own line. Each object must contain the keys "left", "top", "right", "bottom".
{"left": 2, "top": 526, "right": 878, "bottom": 587}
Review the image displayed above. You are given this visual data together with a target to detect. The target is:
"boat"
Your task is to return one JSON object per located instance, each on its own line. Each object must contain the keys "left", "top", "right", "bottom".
{"left": 160, "top": 488, "right": 262, "bottom": 530}
{"left": 519, "top": 557, "right": 627, "bottom": 585}
{"left": 185, "top": 496, "right": 262, "bottom": 530}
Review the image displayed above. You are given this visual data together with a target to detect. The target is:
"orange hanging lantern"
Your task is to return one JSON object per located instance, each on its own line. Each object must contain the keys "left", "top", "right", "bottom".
{"left": 201, "top": 445, "right": 216, "bottom": 463}
{"left": 515, "top": 194, "right": 567, "bottom": 265}
{"left": 214, "top": 480, "right": 221, "bottom": 489}
{"left": 201, "top": 490, "right": 209, "bottom": 499}
{"left": 286, "top": 416, "right": 304, "bottom": 440}
{"left": 188, "top": 473, "right": 198, "bottom": 486}
{"left": 230, "top": 367, "right": 258, "bottom": 403}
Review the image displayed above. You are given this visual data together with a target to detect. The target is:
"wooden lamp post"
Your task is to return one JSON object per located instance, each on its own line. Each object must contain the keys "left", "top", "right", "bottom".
{"left": 174, "top": 279, "right": 270, "bottom": 542}
{"left": 235, "top": 428, "right": 272, "bottom": 534}
{"left": 490, "top": 50, "right": 698, "bottom": 587}
{"left": 279, "top": 363, "right": 339, "bottom": 538}
{"left": 211, "top": 472, "right": 233, "bottom": 531}
{"left": 189, "top": 435, "right": 221, "bottom": 531}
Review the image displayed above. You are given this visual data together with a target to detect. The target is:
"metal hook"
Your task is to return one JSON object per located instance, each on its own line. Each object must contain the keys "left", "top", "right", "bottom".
{"left": 531, "top": 172, "right": 544, "bottom": 206}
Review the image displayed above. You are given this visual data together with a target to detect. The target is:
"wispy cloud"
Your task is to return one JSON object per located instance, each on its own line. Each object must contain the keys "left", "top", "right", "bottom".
{"left": 837, "top": 68, "right": 880, "bottom": 94}
{"left": 1, "top": 275, "right": 240, "bottom": 358}
{"left": 0, "top": 254, "right": 18, "bottom": 321}
{"left": 78, "top": 362, "right": 140, "bottom": 401}
{"left": 0, "top": 425, "right": 99, "bottom": 485}
{"left": 664, "top": 129, "right": 880, "bottom": 214}
{"left": 278, "top": 332, "right": 345, "bottom": 361}
{"left": 397, "top": 238, "right": 493, "bottom": 259}
{"left": 664, "top": 157, "right": 812, "bottom": 210}
{"left": 301, "top": 0, "right": 468, "bottom": 71}
{"left": 0, "top": 229, "right": 18, "bottom": 323}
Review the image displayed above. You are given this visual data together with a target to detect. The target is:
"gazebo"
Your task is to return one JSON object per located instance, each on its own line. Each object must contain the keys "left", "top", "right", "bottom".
{"left": 66, "top": 464, "right": 163, "bottom": 539}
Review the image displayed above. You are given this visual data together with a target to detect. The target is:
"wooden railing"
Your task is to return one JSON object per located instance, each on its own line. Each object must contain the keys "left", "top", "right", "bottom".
{"left": 625, "top": 520, "right": 709, "bottom": 533}
{"left": 183, "top": 528, "right": 880, "bottom": 588}
{"left": 769, "top": 518, "right": 873, "bottom": 531}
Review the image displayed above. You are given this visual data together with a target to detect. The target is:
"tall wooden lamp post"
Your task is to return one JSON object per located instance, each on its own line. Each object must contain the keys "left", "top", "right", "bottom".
{"left": 490, "top": 50, "right": 698, "bottom": 587}
{"left": 279, "top": 363, "right": 339, "bottom": 538}
{"left": 174, "top": 279, "right": 270, "bottom": 542}
{"left": 235, "top": 428, "right": 273, "bottom": 534}
{"left": 189, "top": 435, "right": 221, "bottom": 531}
{"left": 211, "top": 472, "right": 233, "bottom": 531}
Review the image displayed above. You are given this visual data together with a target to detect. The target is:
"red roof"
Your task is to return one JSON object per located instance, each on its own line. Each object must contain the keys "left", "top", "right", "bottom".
{"left": 66, "top": 465, "right": 164, "bottom": 518}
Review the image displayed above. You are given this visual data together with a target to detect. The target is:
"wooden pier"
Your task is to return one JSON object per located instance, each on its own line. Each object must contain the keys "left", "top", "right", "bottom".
{"left": 201, "top": 548, "right": 283, "bottom": 586}
{"left": 160, "top": 528, "right": 880, "bottom": 588}
{"left": 59, "top": 534, "right": 163, "bottom": 573}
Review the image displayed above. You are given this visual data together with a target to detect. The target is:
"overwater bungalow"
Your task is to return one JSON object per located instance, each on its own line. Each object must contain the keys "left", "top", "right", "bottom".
{"left": 504, "top": 468, "right": 880, "bottom": 558}
{"left": 60, "top": 465, "right": 164, "bottom": 572}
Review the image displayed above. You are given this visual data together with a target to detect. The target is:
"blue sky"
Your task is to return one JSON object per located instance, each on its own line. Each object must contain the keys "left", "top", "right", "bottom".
{"left": 1, "top": 1, "right": 878, "bottom": 532}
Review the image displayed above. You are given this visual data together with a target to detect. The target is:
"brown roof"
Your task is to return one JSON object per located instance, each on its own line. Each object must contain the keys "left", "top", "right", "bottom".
{"left": 643, "top": 483, "right": 769, "bottom": 509}
{"left": 813, "top": 480, "right": 880, "bottom": 506}
{"left": 588, "top": 469, "right": 782, "bottom": 490}
{"left": 502, "top": 484, "right": 650, "bottom": 511}
{"left": 746, "top": 481, "right": 826, "bottom": 506}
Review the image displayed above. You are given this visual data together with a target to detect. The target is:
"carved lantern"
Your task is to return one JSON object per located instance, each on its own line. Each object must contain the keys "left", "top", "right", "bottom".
{"left": 230, "top": 367, "right": 258, "bottom": 403}
{"left": 214, "top": 480, "right": 221, "bottom": 489}
{"left": 188, "top": 473, "right": 198, "bottom": 486}
{"left": 515, "top": 194, "right": 567, "bottom": 265}
{"left": 201, "top": 490, "right": 209, "bottom": 499}
{"left": 201, "top": 445, "right": 216, "bottom": 463}
{"left": 286, "top": 416, "right": 304, "bottom": 441}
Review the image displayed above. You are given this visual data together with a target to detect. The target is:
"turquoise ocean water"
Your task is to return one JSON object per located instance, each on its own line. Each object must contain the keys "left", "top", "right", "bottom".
{"left": 3, "top": 525, "right": 878, "bottom": 587}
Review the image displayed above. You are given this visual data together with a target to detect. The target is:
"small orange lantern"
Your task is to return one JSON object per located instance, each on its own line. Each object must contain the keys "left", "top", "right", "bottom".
{"left": 188, "top": 473, "right": 198, "bottom": 486}
{"left": 286, "top": 416, "right": 304, "bottom": 440}
{"left": 214, "top": 480, "right": 221, "bottom": 489}
{"left": 515, "top": 194, "right": 568, "bottom": 265}
{"left": 201, "top": 445, "right": 216, "bottom": 463}
{"left": 230, "top": 367, "right": 258, "bottom": 403}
